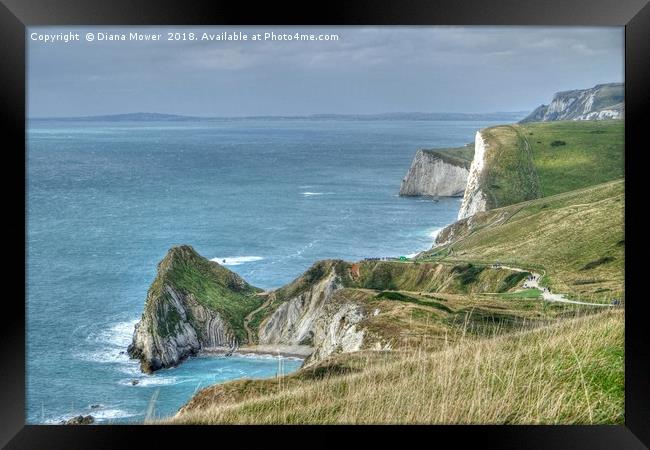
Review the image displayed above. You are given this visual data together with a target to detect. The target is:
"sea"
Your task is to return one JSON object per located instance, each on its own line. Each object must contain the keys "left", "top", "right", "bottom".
{"left": 26, "top": 117, "right": 510, "bottom": 423}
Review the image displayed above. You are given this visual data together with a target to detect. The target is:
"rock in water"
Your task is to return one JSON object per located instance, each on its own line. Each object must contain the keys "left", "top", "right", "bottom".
{"left": 62, "top": 415, "right": 94, "bottom": 425}
{"left": 128, "top": 245, "right": 263, "bottom": 373}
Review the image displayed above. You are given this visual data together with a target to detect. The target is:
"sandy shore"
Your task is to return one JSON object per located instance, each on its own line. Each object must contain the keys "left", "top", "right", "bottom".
{"left": 203, "top": 344, "right": 313, "bottom": 359}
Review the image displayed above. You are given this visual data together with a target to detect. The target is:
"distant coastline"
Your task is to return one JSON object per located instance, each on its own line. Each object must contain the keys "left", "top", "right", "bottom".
{"left": 28, "top": 111, "right": 529, "bottom": 122}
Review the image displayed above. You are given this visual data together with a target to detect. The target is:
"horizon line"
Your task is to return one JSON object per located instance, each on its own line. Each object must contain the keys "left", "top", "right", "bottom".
{"left": 28, "top": 110, "right": 531, "bottom": 120}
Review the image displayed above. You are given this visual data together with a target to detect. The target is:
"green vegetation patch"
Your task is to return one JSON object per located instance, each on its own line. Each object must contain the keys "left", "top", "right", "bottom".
{"left": 518, "top": 120, "right": 623, "bottom": 198}
{"left": 451, "top": 263, "right": 485, "bottom": 286}
{"left": 151, "top": 246, "right": 263, "bottom": 342}
{"left": 498, "top": 288, "right": 542, "bottom": 299}
{"left": 581, "top": 256, "right": 615, "bottom": 271}
{"left": 480, "top": 125, "right": 542, "bottom": 210}
{"left": 498, "top": 271, "right": 530, "bottom": 292}
{"left": 373, "top": 291, "right": 453, "bottom": 313}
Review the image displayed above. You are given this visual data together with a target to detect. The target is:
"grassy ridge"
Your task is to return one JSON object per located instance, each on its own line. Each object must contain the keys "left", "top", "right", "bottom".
{"left": 480, "top": 125, "right": 542, "bottom": 209}
{"left": 477, "top": 120, "right": 623, "bottom": 210}
{"left": 520, "top": 120, "right": 624, "bottom": 197}
{"left": 167, "top": 309, "right": 623, "bottom": 424}
{"left": 425, "top": 180, "right": 624, "bottom": 299}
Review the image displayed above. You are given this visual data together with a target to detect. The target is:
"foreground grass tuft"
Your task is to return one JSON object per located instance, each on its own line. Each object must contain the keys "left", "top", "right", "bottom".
{"left": 165, "top": 310, "right": 623, "bottom": 425}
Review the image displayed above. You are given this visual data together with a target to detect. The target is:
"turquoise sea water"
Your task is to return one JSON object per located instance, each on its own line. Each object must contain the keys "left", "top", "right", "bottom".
{"left": 26, "top": 118, "right": 506, "bottom": 423}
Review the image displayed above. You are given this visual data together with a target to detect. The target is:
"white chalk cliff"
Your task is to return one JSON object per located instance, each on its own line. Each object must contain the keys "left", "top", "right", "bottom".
{"left": 399, "top": 150, "right": 469, "bottom": 197}
{"left": 258, "top": 261, "right": 367, "bottom": 366}
{"left": 520, "top": 83, "right": 623, "bottom": 123}
{"left": 457, "top": 131, "right": 488, "bottom": 220}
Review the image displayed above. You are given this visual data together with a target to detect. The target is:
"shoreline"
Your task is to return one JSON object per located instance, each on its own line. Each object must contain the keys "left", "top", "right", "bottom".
{"left": 202, "top": 344, "right": 313, "bottom": 360}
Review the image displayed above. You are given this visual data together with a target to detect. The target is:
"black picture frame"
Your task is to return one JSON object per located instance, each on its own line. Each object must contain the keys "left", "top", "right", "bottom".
{"left": 2, "top": 0, "right": 648, "bottom": 447}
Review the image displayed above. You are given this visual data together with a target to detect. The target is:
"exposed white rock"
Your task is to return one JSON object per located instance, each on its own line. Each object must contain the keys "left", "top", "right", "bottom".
{"left": 457, "top": 131, "right": 488, "bottom": 220}
{"left": 258, "top": 263, "right": 374, "bottom": 366}
{"left": 399, "top": 150, "right": 469, "bottom": 197}
{"left": 520, "top": 83, "right": 623, "bottom": 123}
{"left": 129, "top": 286, "right": 236, "bottom": 372}
{"left": 259, "top": 269, "right": 342, "bottom": 345}
{"left": 306, "top": 302, "right": 366, "bottom": 364}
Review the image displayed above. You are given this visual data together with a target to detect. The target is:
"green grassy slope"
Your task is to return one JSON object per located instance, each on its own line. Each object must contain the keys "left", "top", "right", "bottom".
{"left": 477, "top": 120, "right": 623, "bottom": 210}
{"left": 480, "top": 125, "right": 542, "bottom": 209}
{"left": 519, "top": 120, "right": 624, "bottom": 197}
{"left": 168, "top": 309, "right": 623, "bottom": 424}
{"left": 425, "top": 180, "right": 624, "bottom": 299}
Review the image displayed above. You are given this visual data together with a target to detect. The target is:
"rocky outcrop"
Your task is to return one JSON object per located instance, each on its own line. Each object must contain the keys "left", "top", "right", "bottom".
{"left": 304, "top": 301, "right": 366, "bottom": 365}
{"left": 61, "top": 415, "right": 94, "bottom": 425}
{"left": 258, "top": 260, "right": 368, "bottom": 366}
{"left": 128, "top": 245, "right": 262, "bottom": 373}
{"left": 399, "top": 150, "right": 470, "bottom": 197}
{"left": 457, "top": 131, "right": 488, "bottom": 220}
{"left": 520, "top": 83, "right": 623, "bottom": 123}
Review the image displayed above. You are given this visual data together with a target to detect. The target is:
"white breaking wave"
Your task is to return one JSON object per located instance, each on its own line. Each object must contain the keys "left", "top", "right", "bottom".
{"left": 210, "top": 256, "right": 264, "bottom": 266}
{"left": 428, "top": 227, "right": 443, "bottom": 241}
{"left": 301, "top": 192, "right": 335, "bottom": 197}
{"left": 233, "top": 352, "right": 304, "bottom": 362}
{"left": 44, "top": 408, "right": 138, "bottom": 424}
{"left": 91, "top": 409, "right": 139, "bottom": 421}
{"left": 79, "top": 319, "right": 139, "bottom": 364}
{"left": 86, "top": 319, "right": 139, "bottom": 348}
{"left": 119, "top": 376, "right": 182, "bottom": 387}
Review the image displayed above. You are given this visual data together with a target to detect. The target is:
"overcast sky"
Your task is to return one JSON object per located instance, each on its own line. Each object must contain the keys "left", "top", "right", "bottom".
{"left": 27, "top": 26, "right": 624, "bottom": 118}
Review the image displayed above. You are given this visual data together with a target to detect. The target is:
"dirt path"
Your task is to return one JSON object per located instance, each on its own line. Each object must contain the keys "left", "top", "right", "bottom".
{"left": 499, "top": 265, "right": 611, "bottom": 307}
{"left": 243, "top": 292, "right": 273, "bottom": 343}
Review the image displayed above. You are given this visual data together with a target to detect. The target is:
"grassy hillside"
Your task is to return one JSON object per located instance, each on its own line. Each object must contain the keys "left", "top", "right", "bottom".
{"left": 426, "top": 180, "right": 624, "bottom": 300}
{"left": 477, "top": 120, "right": 623, "bottom": 210}
{"left": 166, "top": 309, "right": 623, "bottom": 424}
{"left": 480, "top": 125, "right": 542, "bottom": 209}
{"left": 519, "top": 120, "right": 624, "bottom": 197}
{"left": 245, "top": 255, "right": 592, "bottom": 346}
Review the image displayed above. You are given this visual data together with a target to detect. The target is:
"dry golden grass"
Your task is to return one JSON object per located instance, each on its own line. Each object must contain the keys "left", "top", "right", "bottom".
{"left": 164, "top": 309, "right": 623, "bottom": 425}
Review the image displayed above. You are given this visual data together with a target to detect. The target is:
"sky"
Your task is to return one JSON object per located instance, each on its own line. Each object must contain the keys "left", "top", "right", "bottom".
{"left": 27, "top": 26, "right": 624, "bottom": 118}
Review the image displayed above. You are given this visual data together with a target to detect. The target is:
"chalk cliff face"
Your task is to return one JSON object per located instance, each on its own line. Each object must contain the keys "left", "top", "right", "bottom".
{"left": 520, "top": 83, "right": 623, "bottom": 123}
{"left": 128, "top": 246, "right": 262, "bottom": 373}
{"left": 130, "top": 253, "right": 373, "bottom": 372}
{"left": 258, "top": 260, "right": 368, "bottom": 366}
{"left": 399, "top": 150, "right": 470, "bottom": 197}
{"left": 457, "top": 131, "right": 488, "bottom": 220}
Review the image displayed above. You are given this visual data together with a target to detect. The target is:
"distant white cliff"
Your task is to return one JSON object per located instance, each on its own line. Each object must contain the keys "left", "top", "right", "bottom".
{"left": 520, "top": 83, "right": 623, "bottom": 123}
{"left": 399, "top": 149, "right": 470, "bottom": 198}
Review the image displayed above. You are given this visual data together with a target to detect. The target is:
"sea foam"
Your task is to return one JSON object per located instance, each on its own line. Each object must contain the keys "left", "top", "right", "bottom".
{"left": 210, "top": 256, "right": 264, "bottom": 266}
